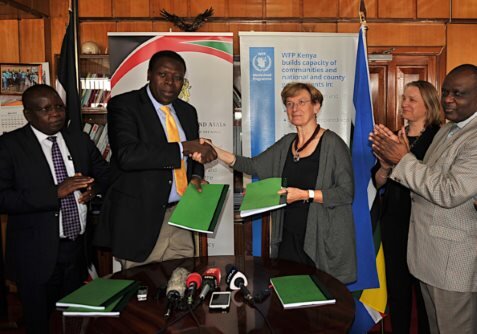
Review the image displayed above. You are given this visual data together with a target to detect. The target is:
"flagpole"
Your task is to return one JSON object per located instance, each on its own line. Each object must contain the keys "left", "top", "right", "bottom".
{"left": 71, "top": 0, "right": 80, "bottom": 92}
{"left": 359, "top": 0, "right": 368, "bottom": 38}
{"left": 57, "top": 0, "right": 82, "bottom": 131}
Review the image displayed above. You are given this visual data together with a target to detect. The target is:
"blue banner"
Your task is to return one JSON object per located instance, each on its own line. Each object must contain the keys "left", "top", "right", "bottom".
{"left": 249, "top": 47, "right": 275, "bottom": 256}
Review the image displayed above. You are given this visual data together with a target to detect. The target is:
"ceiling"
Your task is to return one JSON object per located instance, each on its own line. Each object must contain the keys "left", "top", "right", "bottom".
{"left": 0, "top": 0, "right": 49, "bottom": 20}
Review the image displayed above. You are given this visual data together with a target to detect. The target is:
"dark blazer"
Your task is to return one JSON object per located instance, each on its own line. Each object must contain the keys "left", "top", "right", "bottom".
{"left": 371, "top": 124, "right": 440, "bottom": 229}
{"left": 94, "top": 85, "right": 203, "bottom": 262}
{"left": 0, "top": 125, "right": 109, "bottom": 285}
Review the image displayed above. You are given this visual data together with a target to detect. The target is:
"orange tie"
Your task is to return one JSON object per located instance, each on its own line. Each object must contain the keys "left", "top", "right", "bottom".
{"left": 160, "top": 105, "right": 188, "bottom": 195}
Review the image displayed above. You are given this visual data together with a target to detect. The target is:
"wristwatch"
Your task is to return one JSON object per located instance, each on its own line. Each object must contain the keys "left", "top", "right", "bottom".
{"left": 308, "top": 189, "right": 315, "bottom": 203}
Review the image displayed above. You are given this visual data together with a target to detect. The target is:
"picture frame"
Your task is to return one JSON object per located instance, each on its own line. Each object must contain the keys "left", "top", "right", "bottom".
{"left": 0, "top": 63, "right": 44, "bottom": 95}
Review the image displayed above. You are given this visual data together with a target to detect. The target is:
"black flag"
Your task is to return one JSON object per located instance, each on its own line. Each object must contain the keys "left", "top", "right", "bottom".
{"left": 56, "top": 9, "right": 82, "bottom": 132}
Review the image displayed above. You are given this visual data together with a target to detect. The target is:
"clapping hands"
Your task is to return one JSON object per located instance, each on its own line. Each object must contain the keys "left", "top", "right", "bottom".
{"left": 369, "top": 124, "right": 410, "bottom": 166}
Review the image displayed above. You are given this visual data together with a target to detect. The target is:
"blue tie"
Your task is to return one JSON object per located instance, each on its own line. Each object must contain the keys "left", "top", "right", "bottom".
{"left": 447, "top": 124, "right": 460, "bottom": 138}
{"left": 47, "top": 136, "right": 81, "bottom": 239}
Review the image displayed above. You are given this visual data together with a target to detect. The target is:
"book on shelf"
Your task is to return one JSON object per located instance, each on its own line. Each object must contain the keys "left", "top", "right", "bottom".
{"left": 87, "top": 89, "right": 99, "bottom": 107}
{"left": 88, "top": 124, "right": 104, "bottom": 144}
{"left": 93, "top": 89, "right": 104, "bottom": 105}
{"left": 56, "top": 278, "right": 137, "bottom": 310}
{"left": 168, "top": 183, "right": 229, "bottom": 233}
{"left": 270, "top": 275, "right": 336, "bottom": 309}
{"left": 81, "top": 89, "right": 92, "bottom": 107}
{"left": 88, "top": 123, "right": 100, "bottom": 141}
{"left": 92, "top": 124, "right": 104, "bottom": 145}
{"left": 83, "top": 122, "right": 110, "bottom": 160}
{"left": 103, "top": 90, "right": 111, "bottom": 103}
{"left": 80, "top": 73, "right": 111, "bottom": 108}
{"left": 81, "top": 89, "right": 110, "bottom": 108}
{"left": 83, "top": 122, "right": 92, "bottom": 135}
{"left": 102, "top": 143, "right": 111, "bottom": 161}
{"left": 96, "top": 123, "right": 109, "bottom": 154}
{"left": 239, "top": 177, "right": 286, "bottom": 217}
{"left": 62, "top": 281, "right": 139, "bottom": 317}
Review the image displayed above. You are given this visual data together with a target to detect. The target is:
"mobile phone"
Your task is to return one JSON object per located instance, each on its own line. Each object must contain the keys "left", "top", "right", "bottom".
{"left": 209, "top": 291, "right": 231, "bottom": 310}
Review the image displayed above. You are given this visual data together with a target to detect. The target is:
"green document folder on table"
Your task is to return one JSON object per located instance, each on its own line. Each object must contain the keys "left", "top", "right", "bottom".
{"left": 56, "top": 278, "right": 137, "bottom": 310}
{"left": 270, "top": 275, "right": 336, "bottom": 309}
{"left": 240, "top": 177, "right": 286, "bottom": 217}
{"left": 168, "top": 183, "right": 229, "bottom": 233}
{"left": 62, "top": 282, "right": 139, "bottom": 317}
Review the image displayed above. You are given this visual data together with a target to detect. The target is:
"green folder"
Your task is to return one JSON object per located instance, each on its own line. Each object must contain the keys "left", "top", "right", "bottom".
{"left": 240, "top": 177, "right": 286, "bottom": 217}
{"left": 270, "top": 275, "right": 336, "bottom": 309}
{"left": 56, "top": 278, "right": 136, "bottom": 310}
{"left": 168, "top": 183, "right": 229, "bottom": 233}
{"left": 62, "top": 282, "right": 139, "bottom": 317}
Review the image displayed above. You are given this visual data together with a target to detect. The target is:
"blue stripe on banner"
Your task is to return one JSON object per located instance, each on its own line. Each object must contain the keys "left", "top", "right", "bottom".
{"left": 349, "top": 298, "right": 376, "bottom": 334}
{"left": 249, "top": 47, "right": 275, "bottom": 256}
{"left": 347, "top": 28, "right": 379, "bottom": 291}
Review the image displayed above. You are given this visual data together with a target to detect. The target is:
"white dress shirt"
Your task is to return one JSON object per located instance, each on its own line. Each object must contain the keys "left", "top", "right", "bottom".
{"left": 30, "top": 126, "right": 87, "bottom": 237}
{"left": 146, "top": 85, "right": 188, "bottom": 203}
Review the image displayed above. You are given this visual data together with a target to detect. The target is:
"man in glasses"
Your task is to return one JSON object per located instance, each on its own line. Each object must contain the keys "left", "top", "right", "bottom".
{"left": 0, "top": 84, "right": 109, "bottom": 334}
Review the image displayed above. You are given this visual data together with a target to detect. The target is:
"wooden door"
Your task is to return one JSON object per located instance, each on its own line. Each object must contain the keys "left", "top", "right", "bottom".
{"left": 369, "top": 54, "right": 442, "bottom": 132}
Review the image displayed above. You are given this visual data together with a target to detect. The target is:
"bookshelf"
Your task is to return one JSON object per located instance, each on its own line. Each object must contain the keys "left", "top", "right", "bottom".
{"left": 78, "top": 54, "right": 111, "bottom": 162}
{"left": 79, "top": 54, "right": 110, "bottom": 125}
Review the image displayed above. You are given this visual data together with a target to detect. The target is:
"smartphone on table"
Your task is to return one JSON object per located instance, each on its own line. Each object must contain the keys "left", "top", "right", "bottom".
{"left": 209, "top": 291, "right": 231, "bottom": 310}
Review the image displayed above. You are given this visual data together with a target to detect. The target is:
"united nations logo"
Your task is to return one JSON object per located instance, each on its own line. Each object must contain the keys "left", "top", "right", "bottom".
{"left": 179, "top": 78, "right": 191, "bottom": 102}
{"left": 252, "top": 53, "right": 272, "bottom": 72}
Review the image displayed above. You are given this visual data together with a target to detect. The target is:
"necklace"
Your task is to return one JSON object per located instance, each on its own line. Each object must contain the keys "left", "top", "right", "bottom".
{"left": 405, "top": 125, "right": 425, "bottom": 151}
{"left": 293, "top": 124, "right": 321, "bottom": 162}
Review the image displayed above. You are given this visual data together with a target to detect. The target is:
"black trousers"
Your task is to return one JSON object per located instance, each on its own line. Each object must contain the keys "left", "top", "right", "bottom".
{"left": 16, "top": 236, "right": 87, "bottom": 334}
{"left": 382, "top": 224, "right": 430, "bottom": 334}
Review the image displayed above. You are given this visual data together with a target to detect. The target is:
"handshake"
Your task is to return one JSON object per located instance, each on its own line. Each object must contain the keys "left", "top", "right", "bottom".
{"left": 182, "top": 139, "right": 217, "bottom": 164}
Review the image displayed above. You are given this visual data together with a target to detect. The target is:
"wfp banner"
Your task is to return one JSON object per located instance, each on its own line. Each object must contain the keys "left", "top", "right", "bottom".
{"left": 239, "top": 32, "right": 358, "bottom": 256}
{"left": 108, "top": 33, "right": 234, "bottom": 256}
{"left": 239, "top": 32, "right": 358, "bottom": 158}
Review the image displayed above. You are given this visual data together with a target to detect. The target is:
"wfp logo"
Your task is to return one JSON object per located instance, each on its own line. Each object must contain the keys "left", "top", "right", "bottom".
{"left": 252, "top": 53, "right": 272, "bottom": 72}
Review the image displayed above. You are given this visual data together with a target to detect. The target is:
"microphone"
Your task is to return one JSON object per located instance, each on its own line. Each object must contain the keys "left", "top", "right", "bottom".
{"left": 164, "top": 267, "right": 189, "bottom": 318}
{"left": 186, "top": 272, "right": 202, "bottom": 305}
{"left": 198, "top": 267, "right": 221, "bottom": 301}
{"left": 225, "top": 264, "right": 254, "bottom": 304}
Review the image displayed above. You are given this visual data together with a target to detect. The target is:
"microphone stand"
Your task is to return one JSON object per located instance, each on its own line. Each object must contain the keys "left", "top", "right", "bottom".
{"left": 157, "top": 299, "right": 203, "bottom": 334}
{"left": 187, "top": 302, "right": 201, "bottom": 333}
{"left": 236, "top": 285, "right": 274, "bottom": 334}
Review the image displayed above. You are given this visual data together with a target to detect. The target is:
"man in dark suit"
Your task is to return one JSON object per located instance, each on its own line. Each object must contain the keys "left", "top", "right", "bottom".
{"left": 0, "top": 84, "right": 109, "bottom": 333}
{"left": 95, "top": 50, "right": 216, "bottom": 269}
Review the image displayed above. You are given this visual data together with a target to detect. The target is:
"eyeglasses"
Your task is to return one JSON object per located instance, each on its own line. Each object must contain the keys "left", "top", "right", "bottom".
{"left": 285, "top": 100, "right": 311, "bottom": 109}
{"left": 29, "top": 105, "right": 66, "bottom": 114}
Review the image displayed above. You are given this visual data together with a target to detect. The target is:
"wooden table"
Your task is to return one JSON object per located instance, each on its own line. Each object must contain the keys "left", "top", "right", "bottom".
{"left": 79, "top": 256, "right": 355, "bottom": 334}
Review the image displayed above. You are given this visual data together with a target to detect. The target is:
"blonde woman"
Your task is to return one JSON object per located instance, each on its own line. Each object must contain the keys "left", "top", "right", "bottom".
{"left": 371, "top": 80, "right": 441, "bottom": 334}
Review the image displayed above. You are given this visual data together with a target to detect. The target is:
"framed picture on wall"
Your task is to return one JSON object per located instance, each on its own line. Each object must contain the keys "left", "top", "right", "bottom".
{"left": 0, "top": 63, "right": 44, "bottom": 95}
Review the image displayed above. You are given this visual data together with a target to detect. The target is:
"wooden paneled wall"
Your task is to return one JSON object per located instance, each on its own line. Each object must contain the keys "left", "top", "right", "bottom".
{"left": 0, "top": 0, "right": 476, "bottom": 75}
{"left": 447, "top": 24, "right": 477, "bottom": 71}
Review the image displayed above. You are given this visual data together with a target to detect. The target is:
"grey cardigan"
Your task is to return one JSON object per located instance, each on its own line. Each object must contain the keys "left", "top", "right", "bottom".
{"left": 234, "top": 130, "right": 357, "bottom": 284}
